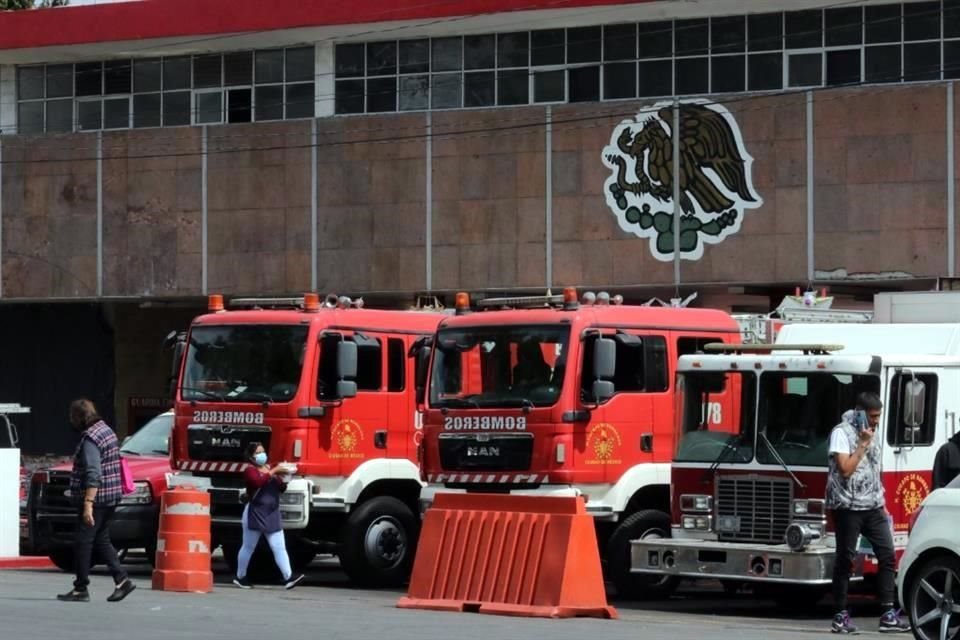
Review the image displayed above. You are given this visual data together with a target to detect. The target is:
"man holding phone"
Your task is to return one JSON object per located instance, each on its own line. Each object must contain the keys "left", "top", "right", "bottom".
{"left": 827, "top": 392, "right": 909, "bottom": 634}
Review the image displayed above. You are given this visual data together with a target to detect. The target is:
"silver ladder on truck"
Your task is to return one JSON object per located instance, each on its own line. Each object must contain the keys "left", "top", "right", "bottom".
{"left": 0, "top": 404, "right": 29, "bottom": 449}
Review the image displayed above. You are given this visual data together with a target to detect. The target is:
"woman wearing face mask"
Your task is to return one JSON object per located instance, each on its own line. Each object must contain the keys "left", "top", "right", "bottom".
{"left": 233, "top": 442, "right": 305, "bottom": 590}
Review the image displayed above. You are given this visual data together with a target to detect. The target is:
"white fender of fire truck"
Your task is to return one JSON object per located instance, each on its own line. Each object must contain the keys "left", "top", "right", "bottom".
{"left": 307, "top": 458, "right": 424, "bottom": 510}
{"left": 581, "top": 462, "right": 672, "bottom": 517}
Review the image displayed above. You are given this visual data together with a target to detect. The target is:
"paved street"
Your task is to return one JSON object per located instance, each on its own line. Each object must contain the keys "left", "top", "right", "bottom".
{"left": 0, "top": 556, "right": 888, "bottom": 639}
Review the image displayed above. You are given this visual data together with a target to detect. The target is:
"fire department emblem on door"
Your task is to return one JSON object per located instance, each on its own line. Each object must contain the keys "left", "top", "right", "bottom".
{"left": 586, "top": 423, "right": 622, "bottom": 465}
{"left": 894, "top": 473, "right": 929, "bottom": 515}
{"left": 331, "top": 419, "right": 364, "bottom": 459}
{"left": 601, "top": 99, "right": 763, "bottom": 261}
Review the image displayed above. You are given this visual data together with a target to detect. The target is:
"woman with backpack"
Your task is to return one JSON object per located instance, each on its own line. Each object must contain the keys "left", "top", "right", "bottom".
{"left": 233, "top": 442, "right": 305, "bottom": 590}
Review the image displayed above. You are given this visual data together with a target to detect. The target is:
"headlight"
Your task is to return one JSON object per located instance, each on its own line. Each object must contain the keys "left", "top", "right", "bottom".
{"left": 792, "top": 499, "right": 825, "bottom": 516}
{"left": 680, "top": 494, "right": 712, "bottom": 512}
{"left": 280, "top": 492, "right": 304, "bottom": 505}
{"left": 120, "top": 481, "right": 152, "bottom": 506}
{"left": 682, "top": 515, "right": 712, "bottom": 530}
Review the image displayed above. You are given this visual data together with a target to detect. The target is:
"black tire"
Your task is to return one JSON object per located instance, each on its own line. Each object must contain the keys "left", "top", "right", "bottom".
{"left": 768, "top": 584, "right": 828, "bottom": 610}
{"left": 606, "top": 509, "right": 680, "bottom": 600}
{"left": 338, "top": 496, "right": 419, "bottom": 588}
{"left": 906, "top": 553, "right": 960, "bottom": 640}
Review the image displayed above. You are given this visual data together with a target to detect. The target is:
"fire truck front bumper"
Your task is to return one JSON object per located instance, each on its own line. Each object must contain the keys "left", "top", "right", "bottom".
{"left": 630, "top": 538, "right": 863, "bottom": 585}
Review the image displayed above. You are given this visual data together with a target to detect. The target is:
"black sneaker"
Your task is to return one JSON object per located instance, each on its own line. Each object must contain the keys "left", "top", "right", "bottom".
{"left": 832, "top": 611, "right": 859, "bottom": 634}
{"left": 56, "top": 589, "right": 90, "bottom": 603}
{"left": 879, "top": 608, "right": 911, "bottom": 633}
{"left": 107, "top": 579, "right": 136, "bottom": 602}
{"left": 233, "top": 576, "right": 253, "bottom": 589}
{"left": 284, "top": 574, "right": 305, "bottom": 590}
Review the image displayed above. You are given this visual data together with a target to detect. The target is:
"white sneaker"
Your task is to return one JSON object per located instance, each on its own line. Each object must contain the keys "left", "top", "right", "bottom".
{"left": 284, "top": 574, "right": 305, "bottom": 590}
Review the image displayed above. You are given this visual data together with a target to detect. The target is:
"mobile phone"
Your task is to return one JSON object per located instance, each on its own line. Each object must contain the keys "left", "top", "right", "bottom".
{"left": 854, "top": 410, "right": 868, "bottom": 431}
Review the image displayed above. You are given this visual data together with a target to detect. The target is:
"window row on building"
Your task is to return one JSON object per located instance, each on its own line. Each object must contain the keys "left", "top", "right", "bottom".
{"left": 15, "top": 46, "right": 315, "bottom": 134}
{"left": 334, "top": 2, "right": 960, "bottom": 113}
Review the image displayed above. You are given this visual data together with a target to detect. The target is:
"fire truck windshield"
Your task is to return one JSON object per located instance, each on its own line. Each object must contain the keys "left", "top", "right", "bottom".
{"left": 429, "top": 325, "right": 568, "bottom": 408}
{"left": 756, "top": 372, "right": 879, "bottom": 468}
{"left": 675, "top": 371, "right": 756, "bottom": 464}
{"left": 182, "top": 325, "right": 308, "bottom": 403}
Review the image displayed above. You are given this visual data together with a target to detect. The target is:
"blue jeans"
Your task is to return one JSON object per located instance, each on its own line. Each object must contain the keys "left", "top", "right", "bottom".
{"left": 236, "top": 505, "right": 292, "bottom": 580}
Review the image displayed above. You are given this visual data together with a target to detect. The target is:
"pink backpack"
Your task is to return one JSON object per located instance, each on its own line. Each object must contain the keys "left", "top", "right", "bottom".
{"left": 120, "top": 457, "right": 135, "bottom": 495}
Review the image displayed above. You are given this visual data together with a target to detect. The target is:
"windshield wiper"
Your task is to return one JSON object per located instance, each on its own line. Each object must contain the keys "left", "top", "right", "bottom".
{"left": 120, "top": 450, "right": 141, "bottom": 456}
{"left": 228, "top": 389, "right": 273, "bottom": 404}
{"left": 701, "top": 433, "right": 747, "bottom": 482}
{"left": 178, "top": 387, "right": 225, "bottom": 401}
{"left": 439, "top": 397, "right": 481, "bottom": 409}
{"left": 758, "top": 431, "right": 806, "bottom": 489}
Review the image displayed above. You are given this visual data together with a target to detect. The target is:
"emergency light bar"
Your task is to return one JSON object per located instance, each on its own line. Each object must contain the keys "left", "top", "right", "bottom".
{"left": 703, "top": 343, "right": 844, "bottom": 355}
{"left": 477, "top": 293, "right": 566, "bottom": 309}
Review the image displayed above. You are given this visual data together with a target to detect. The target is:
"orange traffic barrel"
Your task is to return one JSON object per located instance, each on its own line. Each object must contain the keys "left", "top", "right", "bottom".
{"left": 397, "top": 493, "right": 617, "bottom": 619}
{"left": 151, "top": 485, "right": 213, "bottom": 593}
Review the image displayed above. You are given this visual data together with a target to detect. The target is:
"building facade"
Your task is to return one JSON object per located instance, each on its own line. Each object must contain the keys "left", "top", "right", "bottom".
{"left": 0, "top": 0, "right": 957, "bottom": 446}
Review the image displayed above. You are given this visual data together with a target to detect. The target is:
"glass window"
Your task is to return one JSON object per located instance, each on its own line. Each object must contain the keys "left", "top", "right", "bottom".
{"left": 464, "top": 71, "right": 495, "bottom": 107}
{"left": 886, "top": 373, "right": 938, "bottom": 447}
{"left": 163, "top": 57, "right": 190, "bottom": 90}
{"left": 905, "top": 42, "right": 941, "bottom": 81}
{"left": 465, "top": 35, "right": 495, "bottom": 70}
{"left": 788, "top": 52, "right": 822, "bottom": 87}
{"left": 498, "top": 32, "right": 529, "bottom": 67}
{"left": 431, "top": 73, "right": 461, "bottom": 109}
{"left": 786, "top": 10, "right": 823, "bottom": 49}
{"left": 638, "top": 21, "right": 672, "bottom": 58}
{"left": 603, "top": 62, "right": 636, "bottom": 99}
{"left": 285, "top": 83, "right": 314, "bottom": 119}
{"left": 367, "top": 76, "right": 397, "bottom": 112}
{"left": 867, "top": 4, "right": 902, "bottom": 43}
{"left": 569, "top": 65, "right": 600, "bottom": 102}
{"left": 638, "top": 59, "right": 672, "bottom": 97}
{"left": 826, "top": 7, "right": 863, "bottom": 47}
{"left": 678, "top": 337, "right": 725, "bottom": 357}
{"left": 196, "top": 91, "right": 222, "bottom": 124}
{"left": 604, "top": 23, "right": 636, "bottom": 61}
{"left": 255, "top": 49, "right": 284, "bottom": 84}
{"left": 903, "top": 2, "right": 940, "bottom": 42}
{"left": 45, "top": 98, "right": 72, "bottom": 133}
{"left": 133, "top": 59, "right": 161, "bottom": 93}
{"left": 532, "top": 29, "right": 565, "bottom": 66}
{"left": 675, "top": 19, "right": 708, "bottom": 56}
{"left": 748, "top": 13, "right": 782, "bottom": 52}
{"left": 399, "top": 39, "right": 429, "bottom": 74}
{"left": 748, "top": 53, "right": 783, "bottom": 91}
{"left": 676, "top": 371, "right": 755, "bottom": 464}
{"left": 285, "top": 47, "right": 314, "bottom": 82}
{"left": 227, "top": 88, "right": 252, "bottom": 123}
{"left": 77, "top": 100, "right": 102, "bottom": 131}
{"left": 947, "top": 0, "right": 960, "bottom": 39}
{"left": 497, "top": 69, "right": 528, "bottom": 105}
{"left": 121, "top": 412, "right": 173, "bottom": 456}
{"left": 133, "top": 93, "right": 161, "bottom": 128}
{"left": 335, "top": 79, "right": 365, "bottom": 114}
{"left": 712, "top": 55, "right": 745, "bottom": 93}
{"left": 568, "top": 26, "right": 602, "bottom": 63}
{"left": 104, "top": 60, "right": 131, "bottom": 94}
{"left": 946, "top": 41, "right": 960, "bottom": 79}
{"left": 866, "top": 45, "right": 902, "bottom": 83}
{"left": 162, "top": 90, "right": 191, "bottom": 126}
{"left": 712, "top": 16, "right": 746, "bottom": 54}
{"left": 75, "top": 62, "right": 102, "bottom": 96}
{"left": 367, "top": 41, "right": 398, "bottom": 76}
{"left": 18, "top": 66, "right": 44, "bottom": 100}
{"left": 580, "top": 334, "right": 668, "bottom": 399}
{"left": 676, "top": 57, "right": 708, "bottom": 94}
{"left": 387, "top": 338, "right": 405, "bottom": 393}
{"left": 335, "top": 44, "right": 364, "bottom": 78}
{"left": 224, "top": 52, "right": 253, "bottom": 86}
{"left": 827, "top": 49, "right": 861, "bottom": 86}
{"left": 431, "top": 37, "right": 462, "bottom": 72}
{"left": 356, "top": 339, "right": 383, "bottom": 392}
{"left": 193, "top": 55, "right": 222, "bottom": 89}
{"left": 254, "top": 85, "right": 284, "bottom": 121}
{"left": 103, "top": 97, "right": 129, "bottom": 129}
{"left": 399, "top": 75, "right": 429, "bottom": 111}
{"left": 18, "top": 102, "right": 43, "bottom": 134}
{"left": 534, "top": 69, "right": 565, "bottom": 102}
{"left": 46, "top": 64, "right": 73, "bottom": 98}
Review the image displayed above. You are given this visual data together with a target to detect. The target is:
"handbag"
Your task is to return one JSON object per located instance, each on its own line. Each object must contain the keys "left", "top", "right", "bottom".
{"left": 119, "top": 457, "right": 135, "bottom": 495}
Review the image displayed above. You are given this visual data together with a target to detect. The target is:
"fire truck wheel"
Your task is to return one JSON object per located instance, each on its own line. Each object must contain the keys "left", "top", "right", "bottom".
{"left": 607, "top": 509, "right": 680, "bottom": 600}
{"left": 338, "top": 496, "right": 418, "bottom": 588}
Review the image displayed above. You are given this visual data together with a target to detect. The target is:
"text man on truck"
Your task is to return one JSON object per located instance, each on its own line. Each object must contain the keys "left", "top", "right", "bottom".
{"left": 171, "top": 293, "right": 445, "bottom": 587}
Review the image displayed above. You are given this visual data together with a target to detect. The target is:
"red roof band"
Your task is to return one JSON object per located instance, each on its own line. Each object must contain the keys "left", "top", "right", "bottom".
{"left": 0, "top": 0, "right": 646, "bottom": 51}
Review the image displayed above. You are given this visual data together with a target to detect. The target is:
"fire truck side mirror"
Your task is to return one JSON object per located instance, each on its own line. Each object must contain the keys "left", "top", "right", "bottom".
{"left": 903, "top": 378, "right": 926, "bottom": 431}
{"left": 336, "top": 341, "right": 358, "bottom": 399}
{"left": 415, "top": 346, "right": 431, "bottom": 406}
{"left": 593, "top": 337, "right": 616, "bottom": 380}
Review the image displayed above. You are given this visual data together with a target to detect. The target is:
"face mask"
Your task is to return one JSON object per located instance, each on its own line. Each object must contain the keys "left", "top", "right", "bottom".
{"left": 253, "top": 452, "right": 267, "bottom": 466}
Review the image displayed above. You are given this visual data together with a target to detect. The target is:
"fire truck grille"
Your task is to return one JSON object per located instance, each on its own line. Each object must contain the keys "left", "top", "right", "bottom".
{"left": 716, "top": 476, "right": 792, "bottom": 544}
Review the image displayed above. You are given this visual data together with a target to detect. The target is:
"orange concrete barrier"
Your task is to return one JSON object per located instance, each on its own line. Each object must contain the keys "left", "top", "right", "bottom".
{"left": 151, "top": 485, "right": 213, "bottom": 593}
{"left": 397, "top": 493, "right": 617, "bottom": 619}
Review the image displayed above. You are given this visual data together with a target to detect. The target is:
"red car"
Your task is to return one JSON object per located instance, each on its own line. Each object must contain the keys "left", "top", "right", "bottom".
{"left": 29, "top": 411, "right": 173, "bottom": 571}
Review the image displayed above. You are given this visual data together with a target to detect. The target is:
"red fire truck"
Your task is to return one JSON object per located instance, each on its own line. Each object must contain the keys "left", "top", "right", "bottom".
{"left": 630, "top": 321, "right": 955, "bottom": 604}
{"left": 415, "top": 288, "right": 743, "bottom": 598}
{"left": 170, "top": 293, "right": 445, "bottom": 587}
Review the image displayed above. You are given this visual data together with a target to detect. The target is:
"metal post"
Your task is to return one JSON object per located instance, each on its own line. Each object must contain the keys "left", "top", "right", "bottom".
{"left": 546, "top": 106, "right": 553, "bottom": 291}
{"left": 201, "top": 126, "right": 208, "bottom": 295}
{"left": 96, "top": 131, "right": 103, "bottom": 297}
{"left": 0, "top": 137, "right": 3, "bottom": 299}
{"left": 426, "top": 112, "right": 433, "bottom": 291}
{"left": 672, "top": 99, "right": 681, "bottom": 293}
{"left": 311, "top": 118, "right": 318, "bottom": 291}
{"left": 806, "top": 91, "right": 815, "bottom": 283}
{"left": 949, "top": 82, "right": 956, "bottom": 277}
